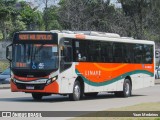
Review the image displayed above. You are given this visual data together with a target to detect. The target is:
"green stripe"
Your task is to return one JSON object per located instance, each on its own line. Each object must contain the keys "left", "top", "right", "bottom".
{"left": 75, "top": 69, "right": 154, "bottom": 86}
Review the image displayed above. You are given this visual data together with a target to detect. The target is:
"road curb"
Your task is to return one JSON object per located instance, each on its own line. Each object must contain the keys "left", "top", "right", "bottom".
{"left": 0, "top": 84, "right": 10, "bottom": 89}
{"left": 155, "top": 82, "right": 160, "bottom": 84}
{"left": 155, "top": 79, "right": 160, "bottom": 84}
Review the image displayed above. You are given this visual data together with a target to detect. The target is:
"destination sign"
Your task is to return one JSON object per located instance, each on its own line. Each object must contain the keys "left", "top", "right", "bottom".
{"left": 18, "top": 34, "right": 52, "bottom": 40}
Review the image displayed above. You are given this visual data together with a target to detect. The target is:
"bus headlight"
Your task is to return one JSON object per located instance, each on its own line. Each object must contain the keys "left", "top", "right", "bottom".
{"left": 51, "top": 76, "right": 57, "bottom": 82}
{"left": 46, "top": 76, "right": 58, "bottom": 85}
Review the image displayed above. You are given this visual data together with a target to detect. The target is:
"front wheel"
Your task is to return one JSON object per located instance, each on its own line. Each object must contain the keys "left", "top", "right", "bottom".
{"left": 69, "top": 81, "right": 82, "bottom": 101}
{"left": 32, "top": 93, "right": 43, "bottom": 100}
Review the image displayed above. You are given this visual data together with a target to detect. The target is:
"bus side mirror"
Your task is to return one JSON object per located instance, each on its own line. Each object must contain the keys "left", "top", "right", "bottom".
{"left": 6, "top": 44, "right": 12, "bottom": 62}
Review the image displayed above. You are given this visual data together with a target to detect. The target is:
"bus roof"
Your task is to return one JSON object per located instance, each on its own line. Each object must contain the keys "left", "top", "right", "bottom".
{"left": 16, "top": 30, "right": 155, "bottom": 45}
{"left": 55, "top": 30, "right": 154, "bottom": 45}
{"left": 17, "top": 31, "right": 52, "bottom": 34}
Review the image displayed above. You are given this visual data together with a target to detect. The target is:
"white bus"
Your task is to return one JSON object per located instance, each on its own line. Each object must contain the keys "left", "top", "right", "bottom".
{"left": 6, "top": 31, "right": 155, "bottom": 101}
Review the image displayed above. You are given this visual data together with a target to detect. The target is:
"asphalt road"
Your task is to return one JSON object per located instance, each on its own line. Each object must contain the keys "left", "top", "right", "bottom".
{"left": 0, "top": 85, "right": 160, "bottom": 119}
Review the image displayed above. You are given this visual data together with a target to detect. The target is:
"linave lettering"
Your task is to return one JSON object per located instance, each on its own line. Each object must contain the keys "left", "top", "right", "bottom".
{"left": 85, "top": 70, "right": 101, "bottom": 76}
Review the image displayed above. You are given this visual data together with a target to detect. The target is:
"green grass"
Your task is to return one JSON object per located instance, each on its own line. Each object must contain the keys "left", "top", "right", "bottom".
{"left": 108, "top": 102, "right": 160, "bottom": 111}
{"left": 70, "top": 102, "right": 160, "bottom": 120}
{"left": 0, "top": 60, "right": 9, "bottom": 72}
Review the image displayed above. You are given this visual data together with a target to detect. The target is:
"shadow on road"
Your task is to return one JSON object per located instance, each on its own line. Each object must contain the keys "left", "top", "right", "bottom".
{"left": 0, "top": 93, "right": 146, "bottom": 103}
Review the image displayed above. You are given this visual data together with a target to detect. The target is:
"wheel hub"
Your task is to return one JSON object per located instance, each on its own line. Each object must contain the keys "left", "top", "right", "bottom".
{"left": 74, "top": 85, "right": 80, "bottom": 98}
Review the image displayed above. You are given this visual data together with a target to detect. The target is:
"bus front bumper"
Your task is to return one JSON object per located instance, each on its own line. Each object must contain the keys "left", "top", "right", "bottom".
{"left": 10, "top": 80, "right": 59, "bottom": 94}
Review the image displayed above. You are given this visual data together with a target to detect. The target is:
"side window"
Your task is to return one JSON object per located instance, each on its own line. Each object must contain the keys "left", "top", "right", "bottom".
{"left": 100, "top": 42, "right": 113, "bottom": 62}
{"left": 88, "top": 41, "right": 100, "bottom": 62}
{"left": 60, "top": 39, "right": 73, "bottom": 72}
{"left": 123, "top": 44, "right": 129, "bottom": 63}
{"left": 134, "top": 44, "right": 143, "bottom": 63}
{"left": 74, "top": 40, "right": 88, "bottom": 62}
{"left": 123, "top": 44, "right": 134, "bottom": 63}
{"left": 143, "top": 45, "right": 153, "bottom": 64}
{"left": 113, "top": 43, "right": 124, "bottom": 63}
{"left": 64, "top": 46, "right": 72, "bottom": 62}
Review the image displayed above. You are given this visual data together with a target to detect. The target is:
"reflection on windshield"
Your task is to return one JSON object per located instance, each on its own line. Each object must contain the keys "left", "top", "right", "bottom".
{"left": 12, "top": 44, "right": 58, "bottom": 70}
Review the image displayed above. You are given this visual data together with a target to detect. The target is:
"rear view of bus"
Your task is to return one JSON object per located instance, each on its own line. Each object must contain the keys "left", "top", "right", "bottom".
{"left": 6, "top": 32, "right": 59, "bottom": 100}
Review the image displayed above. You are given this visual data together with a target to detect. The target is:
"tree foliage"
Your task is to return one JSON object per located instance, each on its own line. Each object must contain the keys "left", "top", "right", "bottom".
{"left": 43, "top": 5, "right": 62, "bottom": 30}
{"left": 0, "top": 0, "right": 18, "bottom": 40}
{"left": 117, "top": 0, "right": 152, "bottom": 39}
{"left": 19, "top": 1, "right": 43, "bottom": 30}
{"left": 0, "top": 0, "right": 44, "bottom": 40}
{"left": 145, "top": 0, "right": 160, "bottom": 41}
{"left": 58, "top": 0, "right": 132, "bottom": 37}
{"left": 0, "top": 0, "right": 160, "bottom": 43}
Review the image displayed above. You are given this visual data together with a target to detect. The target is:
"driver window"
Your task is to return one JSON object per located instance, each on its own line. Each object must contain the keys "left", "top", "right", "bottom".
{"left": 60, "top": 39, "right": 73, "bottom": 72}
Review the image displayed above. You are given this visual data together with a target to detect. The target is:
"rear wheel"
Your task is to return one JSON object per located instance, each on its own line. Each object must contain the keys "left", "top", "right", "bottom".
{"left": 123, "top": 79, "right": 132, "bottom": 97}
{"left": 32, "top": 93, "right": 43, "bottom": 100}
{"left": 115, "top": 79, "right": 132, "bottom": 97}
{"left": 69, "top": 81, "right": 82, "bottom": 101}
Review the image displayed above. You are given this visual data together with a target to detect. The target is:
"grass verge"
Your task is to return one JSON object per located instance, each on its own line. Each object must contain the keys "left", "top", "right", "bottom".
{"left": 0, "top": 60, "right": 9, "bottom": 72}
{"left": 70, "top": 102, "right": 160, "bottom": 120}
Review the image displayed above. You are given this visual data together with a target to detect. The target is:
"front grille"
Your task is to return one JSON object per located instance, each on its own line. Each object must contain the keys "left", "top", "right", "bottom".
{"left": 16, "top": 83, "right": 46, "bottom": 90}
{"left": 12, "top": 69, "right": 56, "bottom": 77}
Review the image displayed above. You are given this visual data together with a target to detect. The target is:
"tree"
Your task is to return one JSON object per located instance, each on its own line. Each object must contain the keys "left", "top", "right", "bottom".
{"left": 145, "top": 0, "right": 160, "bottom": 42}
{"left": 42, "top": 0, "right": 59, "bottom": 30}
{"left": 0, "top": 0, "right": 18, "bottom": 40}
{"left": 117, "top": 0, "right": 151, "bottom": 39}
{"left": 43, "top": 0, "right": 49, "bottom": 30}
{"left": 44, "top": 5, "right": 62, "bottom": 30}
{"left": 19, "top": 1, "right": 43, "bottom": 30}
{"left": 58, "top": 0, "right": 129, "bottom": 37}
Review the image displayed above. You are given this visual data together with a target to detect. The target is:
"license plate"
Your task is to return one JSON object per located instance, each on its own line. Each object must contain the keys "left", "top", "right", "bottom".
{"left": 26, "top": 86, "right": 34, "bottom": 90}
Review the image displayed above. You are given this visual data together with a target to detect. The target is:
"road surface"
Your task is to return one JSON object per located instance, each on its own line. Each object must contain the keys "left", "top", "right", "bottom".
{"left": 0, "top": 85, "right": 160, "bottom": 119}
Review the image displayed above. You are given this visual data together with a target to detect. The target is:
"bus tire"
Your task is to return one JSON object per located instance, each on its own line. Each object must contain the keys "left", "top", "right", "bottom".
{"left": 84, "top": 92, "right": 98, "bottom": 97}
{"left": 69, "top": 81, "right": 82, "bottom": 101}
{"left": 122, "top": 79, "right": 132, "bottom": 97}
{"left": 32, "top": 93, "right": 43, "bottom": 100}
{"left": 115, "top": 79, "right": 132, "bottom": 97}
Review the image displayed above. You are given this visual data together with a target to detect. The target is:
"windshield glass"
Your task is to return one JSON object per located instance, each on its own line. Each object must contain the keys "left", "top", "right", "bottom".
{"left": 12, "top": 44, "right": 58, "bottom": 70}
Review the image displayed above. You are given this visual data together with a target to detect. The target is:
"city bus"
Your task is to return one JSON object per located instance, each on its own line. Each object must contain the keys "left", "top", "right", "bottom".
{"left": 6, "top": 31, "right": 155, "bottom": 101}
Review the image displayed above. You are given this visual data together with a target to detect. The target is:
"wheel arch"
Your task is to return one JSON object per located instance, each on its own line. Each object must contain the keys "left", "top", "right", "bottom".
{"left": 69, "top": 76, "right": 84, "bottom": 101}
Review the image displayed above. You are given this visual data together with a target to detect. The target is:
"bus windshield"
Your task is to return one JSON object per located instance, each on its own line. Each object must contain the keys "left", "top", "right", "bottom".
{"left": 12, "top": 44, "right": 58, "bottom": 70}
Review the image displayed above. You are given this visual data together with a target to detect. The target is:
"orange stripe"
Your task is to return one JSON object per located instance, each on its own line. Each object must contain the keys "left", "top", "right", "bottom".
{"left": 76, "top": 63, "right": 154, "bottom": 83}
{"left": 93, "top": 63, "right": 127, "bottom": 71}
